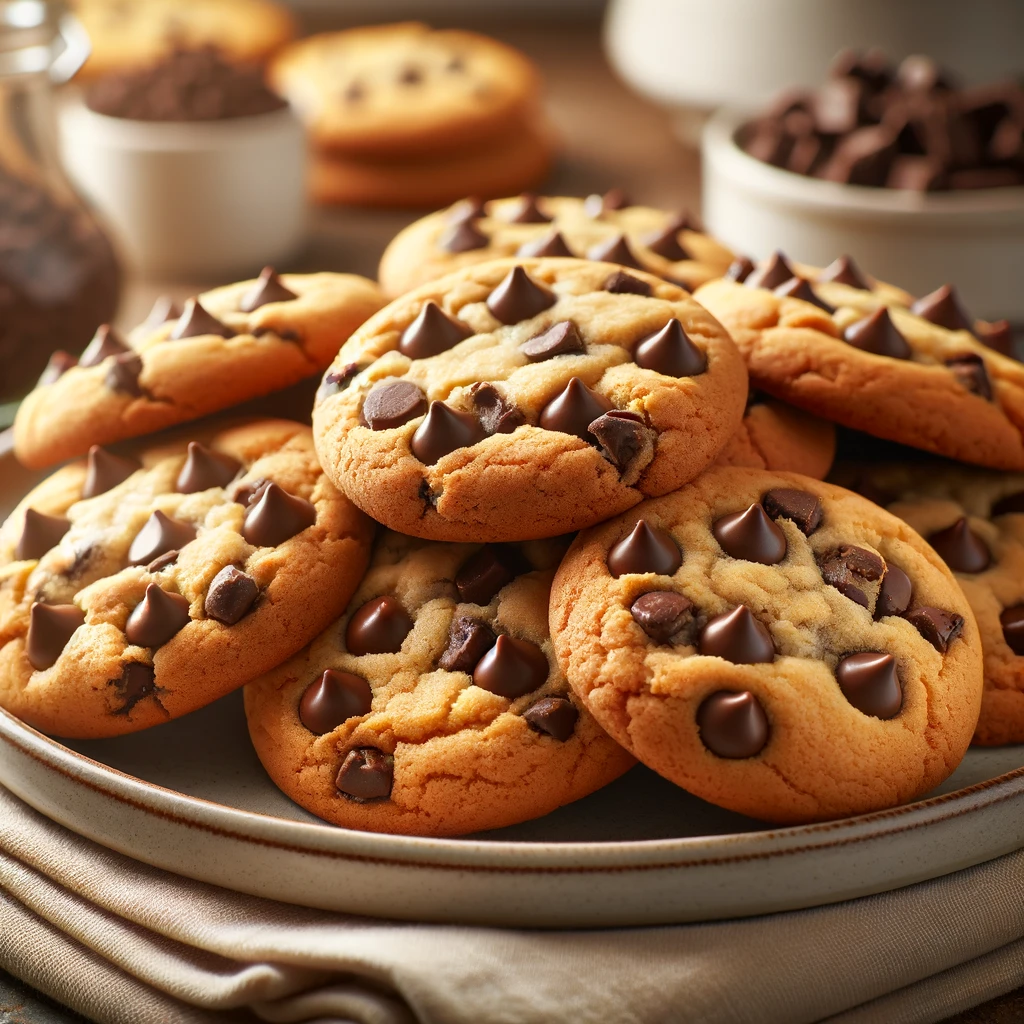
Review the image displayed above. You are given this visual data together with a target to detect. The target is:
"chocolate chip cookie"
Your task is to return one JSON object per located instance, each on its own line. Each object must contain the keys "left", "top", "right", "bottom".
{"left": 0, "top": 421, "right": 372, "bottom": 738}
{"left": 313, "top": 257, "right": 748, "bottom": 542}
{"left": 13, "top": 270, "right": 384, "bottom": 469}
{"left": 550, "top": 466, "right": 983, "bottom": 824}
{"left": 378, "top": 193, "right": 736, "bottom": 297}
{"left": 695, "top": 254, "right": 1024, "bottom": 470}
{"left": 835, "top": 461, "right": 1024, "bottom": 747}
{"left": 244, "top": 530, "right": 634, "bottom": 836}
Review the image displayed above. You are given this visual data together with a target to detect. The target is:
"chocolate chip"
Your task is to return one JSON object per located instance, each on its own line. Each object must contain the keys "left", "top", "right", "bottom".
{"left": 439, "top": 615, "right": 496, "bottom": 672}
{"left": 240, "top": 266, "right": 297, "bottom": 312}
{"left": 584, "top": 189, "right": 629, "bottom": 217}
{"left": 299, "top": 669, "right": 372, "bottom": 733}
{"left": 538, "top": 377, "right": 612, "bottom": 441}
{"left": 946, "top": 354, "right": 992, "bottom": 400}
{"left": 630, "top": 590, "right": 693, "bottom": 642}
{"left": 175, "top": 442, "right": 241, "bottom": 493}
{"left": 82, "top": 446, "right": 140, "bottom": 499}
{"left": 242, "top": 483, "right": 316, "bottom": 547}
{"left": 125, "top": 583, "right": 190, "bottom": 648}
{"left": 992, "top": 491, "right": 1024, "bottom": 517}
{"left": 105, "top": 352, "right": 145, "bottom": 396}
{"left": 336, "top": 747, "right": 393, "bottom": 801}
{"left": 486, "top": 266, "right": 556, "bottom": 324}
{"left": 469, "top": 382, "right": 525, "bottom": 434}
{"left": 905, "top": 606, "right": 965, "bottom": 652}
{"left": 399, "top": 301, "right": 473, "bottom": 360}
{"left": 604, "top": 270, "right": 652, "bottom": 296}
{"left": 1001, "top": 606, "right": 1024, "bottom": 655}
{"left": 79, "top": 324, "right": 130, "bottom": 367}
{"left": 633, "top": 319, "right": 707, "bottom": 377}
{"left": 140, "top": 295, "right": 181, "bottom": 332}
{"left": 773, "top": 276, "right": 835, "bottom": 314}
{"left": 473, "top": 634, "right": 549, "bottom": 698}
{"left": 398, "top": 64, "right": 422, "bottom": 85}
{"left": 438, "top": 220, "right": 488, "bottom": 253}
{"left": 697, "top": 690, "right": 770, "bottom": 758}
{"left": 112, "top": 662, "right": 156, "bottom": 714}
{"left": 817, "top": 255, "right": 871, "bottom": 290}
{"left": 36, "top": 350, "right": 77, "bottom": 387}
{"left": 836, "top": 652, "right": 902, "bottom": 718}
{"left": 588, "top": 411, "right": 653, "bottom": 475}
{"left": 522, "top": 320, "right": 585, "bottom": 361}
{"left": 26, "top": 601, "right": 84, "bottom": 670}
{"left": 128, "top": 510, "right": 196, "bottom": 565}
{"left": 746, "top": 251, "right": 796, "bottom": 290}
{"left": 761, "top": 488, "right": 823, "bottom": 535}
{"left": 445, "top": 196, "right": 485, "bottom": 225}
{"left": 523, "top": 696, "right": 578, "bottom": 741}
{"left": 517, "top": 231, "right": 574, "bottom": 258}
{"left": 642, "top": 226, "right": 690, "bottom": 262}
{"left": 505, "top": 193, "right": 551, "bottom": 223}
{"left": 318, "top": 362, "right": 362, "bottom": 401}
{"left": 887, "top": 156, "right": 948, "bottom": 191}
{"left": 844, "top": 308, "right": 912, "bottom": 359}
{"left": 725, "top": 257, "right": 755, "bottom": 283}
{"left": 819, "top": 544, "right": 885, "bottom": 607}
{"left": 16, "top": 509, "right": 70, "bottom": 561}
{"left": 362, "top": 381, "right": 427, "bottom": 430}
{"left": 819, "top": 125, "right": 897, "bottom": 186}
{"left": 170, "top": 298, "right": 234, "bottom": 340}
{"left": 587, "top": 234, "right": 643, "bottom": 269}
{"left": 927, "top": 517, "right": 991, "bottom": 574}
{"left": 455, "top": 545, "right": 529, "bottom": 605}
{"left": 876, "top": 563, "right": 913, "bottom": 618}
{"left": 204, "top": 565, "right": 259, "bottom": 624}
{"left": 699, "top": 606, "right": 775, "bottom": 663}
{"left": 607, "top": 520, "right": 681, "bottom": 578}
{"left": 713, "top": 503, "right": 788, "bottom": 564}
{"left": 230, "top": 477, "right": 270, "bottom": 509}
{"left": 346, "top": 596, "right": 413, "bottom": 655}
{"left": 410, "top": 401, "right": 486, "bottom": 464}
{"left": 813, "top": 76, "right": 866, "bottom": 134}
{"left": 147, "top": 550, "right": 179, "bottom": 573}
{"left": 912, "top": 284, "right": 972, "bottom": 332}
{"left": 975, "top": 319, "right": 1014, "bottom": 358}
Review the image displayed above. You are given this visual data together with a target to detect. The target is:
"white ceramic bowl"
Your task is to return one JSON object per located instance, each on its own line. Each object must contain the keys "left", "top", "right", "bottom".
{"left": 702, "top": 107, "right": 1024, "bottom": 322}
{"left": 59, "top": 97, "right": 308, "bottom": 279}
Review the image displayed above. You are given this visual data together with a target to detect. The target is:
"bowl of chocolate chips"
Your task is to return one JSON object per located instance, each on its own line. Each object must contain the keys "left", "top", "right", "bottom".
{"left": 702, "top": 51, "right": 1024, "bottom": 320}
{"left": 59, "top": 47, "right": 306, "bottom": 278}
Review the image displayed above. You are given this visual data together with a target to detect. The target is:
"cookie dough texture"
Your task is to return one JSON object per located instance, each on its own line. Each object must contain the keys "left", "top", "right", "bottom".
{"left": 0, "top": 421, "right": 372, "bottom": 738}
{"left": 313, "top": 257, "right": 748, "bottom": 542}
{"left": 378, "top": 195, "right": 736, "bottom": 297}
{"left": 695, "top": 276, "right": 1024, "bottom": 470}
{"left": 244, "top": 531, "right": 634, "bottom": 836}
{"left": 73, "top": 0, "right": 296, "bottom": 80}
{"left": 837, "top": 462, "right": 1024, "bottom": 747}
{"left": 551, "top": 467, "right": 983, "bottom": 824}
{"left": 14, "top": 272, "right": 384, "bottom": 469}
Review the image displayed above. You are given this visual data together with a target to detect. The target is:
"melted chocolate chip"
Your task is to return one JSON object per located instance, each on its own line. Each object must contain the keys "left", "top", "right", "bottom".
{"left": 774, "top": 276, "right": 835, "bottom": 313}
{"left": 725, "top": 257, "right": 755, "bottom": 283}
{"left": 517, "top": 231, "right": 574, "bottom": 258}
{"left": 112, "top": 662, "right": 157, "bottom": 714}
{"left": 633, "top": 319, "right": 707, "bottom": 377}
{"left": 473, "top": 634, "right": 549, "bottom": 698}
{"left": 588, "top": 411, "right": 652, "bottom": 473}
{"left": 607, "top": 520, "right": 682, "bottom": 578}
{"left": 927, "top": 517, "right": 991, "bottom": 573}
{"left": 79, "top": 324, "right": 129, "bottom": 367}
{"left": 486, "top": 267, "right": 556, "bottom": 324}
{"left": 697, "top": 691, "right": 770, "bottom": 758}
{"left": 819, "top": 545, "right": 885, "bottom": 607}
{"left": 817, "top": 255, "right": 871, "bottom": 290}
{"left": 522, "top": 320, "right": 585, "bottom": 361}
{"left": 37, "top": 350, "right": 77, "bottom": 387}
{"left": 699, "top": 606, "right": 775, "bottom": 663}
{"left": 523, "top": 696, "right": 578, "bottom": 741}
{"left": 844, "top": 308, "right": 912, "bottom": 359}
{"left": 438, "top": 615, "right": 496, "bottom": 672}
{"left": 1000, "top": 606, "right": 1024, "bottom": 655}
{"left": 584, "top": 189, "right": 629, "bottom": 217}
{"left": 105, "top": 352, "right": 145, "bottom": 396}
{"left": 630, "top": 590, "right": 693, "bottom": 642}
{"left": 176, "top": 442, "right": 241, "bottom": 493}
{"left": 128, "top": 510, "right": 196, "bottom": 566}
{"left": 746, "top": 251, "right": 795, "bottom": 290}
{"left": 346, "top": 596, "right": 413, "bottom": 656}
{"left": 242, "top": 484, "right": 316, "bottom": 547}
{"left": 336, "top": 747, "right": 393, "bottom": 801}
{"left": 713, "top": 503, "right": 788, "bottom": 564}
{"left": 455, "top": 545, "right": 529, "bottom": 605}
{"left": 505, "top": 193, "right": 551, "bottom": 223}
{"left": 836, "top": 651, "right": 903, "bottom": 718}
{"left": 16, "top": 509, "right": 70, "bottom": 561}
{"left": 125, "top": 583, "right": 190, "bottom": 648}
{"left": 912, "top": 284, "right": 972, "bottom": 332}
{"left": 946, "top": 355, "right": 993, "bottom": 400}
{"left": 469, "top": 382, "right": 524, "bottom": 434}
{"left": 587, "top": 234, "right": 643, "bottom": 269}
{"left": 538, "top": 377, "right": 613, "bottom": 440}
{"left": 643, "top": 226, "right": 690, "bottom": 262}
{"left": 171, "top": 298, "right": 234, "bottom": 340}
{"left": 240, "top": 267, "right": 297, "bottom": 312}
{"left": 318, "top": 362, "right": 362, "bottom": 401}
{"left": 876, "top": 563, "right": 913, "bottom": 618}
{"left": 399, "top": 302, "right": 473, "bottom": 359}
{"left": 438, "top": 220, "right": 488, "bottom": 253}
{"left": 905, "top": 606, "right": 965, "bottom": 652}
{"left": 604, "top": 270, "right": 652, "bottom": 296}
{"left": 300, "top": 669, "right": 372, "bottom": 734}
{"left": 992, "top": 491, "right": 1024, "bottom": 517}
{"left": 410, "top": 401, "right": 486, "bottom": 464}
{"left": 761, "top": 488, "right": 823, "bottom": 535}
{"left": 204, "top": 565, "right": 259, "bottom": 624}
{"left": 362, "top": 381, "right": 428, "bottom": 430}
{"left": 26, "top": 602, "right": 84, "bottom": 670}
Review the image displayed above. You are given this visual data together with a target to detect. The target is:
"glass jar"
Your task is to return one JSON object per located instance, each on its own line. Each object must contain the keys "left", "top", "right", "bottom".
{"left": 0, "top": 0, "right": 121, "bottom": 404}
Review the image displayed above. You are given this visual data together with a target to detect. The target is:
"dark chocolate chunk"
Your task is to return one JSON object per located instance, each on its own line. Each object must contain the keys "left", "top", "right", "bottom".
{"left": 633, "top": 319, "right": 707, "bottom": 376}
{"left": 876, "top": 564, "right": 913, "bottom": 618}
{"left": 125, "top": 583, "right": 190, "bottom": 648}
{"left": 128, "top": 510, "right": 196, "bottom": 566}
{"left": 699, "top": 606, "right": 775, "bottom": 664}
{"left": 16, "top": 509, "right": 70, "bottom": 561}
{"left": 176, "top": 442, "right": 241, "bottom": 494}
{"left": 399, "top": 301, "right": 473, "bottom": 359}
{"left": 300, "top": 669, "right": 372, "bottom": 734}
{"left": 746, "top": 251, "right": 796, "bottom": 290}
{"left": 473, "top": 634, "right": 549, "bottom": 698}
{"left": 336, "top": 747, "right": 393, "bottom": 801}
{"left": 79, "top": 324, "right": 130, "bottom": 367}
{"left": 629, "top": 590, "right": 693, "bottom": 643}
{"left": 538, "top": 377, "right": 613, "bottom": 441}
{"left": 522, "top": 320, "right": 585, "bottom": 361}
{"left": 761, "top": 488, "right": 823, "bottom": 535}
{"left": 927, "top": 517, "right": 991, "bottom": 574}
{"left": 844, "top": 308, "right": 912, "bottom": 359}
{"left": 725, "top": 257, "right": 755, "bottom": 283}
{"left": 946, "top": 354, "right": 992, "bottom": 400}
{"left": 1000, "top": 606, "right": 1024, "bottom": 656}
{"left": 204, "top": 565, "right": 259, "bottom": 624}
{"left": 242, "top": 483, "right": 316, "bottom": 547}
{"left": 523, "top": 696, "right": 578, "bottom": 741}
{"left": 37, "top": 350, "right": 78, "bottom": 387}
{"left": 438, "top": 220, "right": 488, "bottom": 253}
{"left": 468, "top": 382, "right": 524, "bottom": 434}
{"left": 697, "top": 690, "right": 770, "bottom": 758}
{"left": 170, "top": 298, "right": 234, "bottom": 340}
{"left": 505, "top": 193, "right": 551, "bottom": 223}
{"left": 642, "top": 226, "right": 690, "bottom": 262}
{"left": 345, "top": 596, "right": 413, "bottom": 656}
{"left": 486, "top": 266, "right": 556, "bottom": 324}
{"left": 588, "top": 411, "right": 652, "bottom": 473}
{"left": 82, "top": 446, "right": 140, "bottom": 499}
{"left": 112, "top": 662, "right": 157, "bottom": 714}
{"left": 818, "top": 544, "right": 885, "bottom": 607}
{"left": 140, "top": 295, "right": 182, "bottom": 332}
{"left": 318, "top": 362, "right": 362, "bottom": 401}
{"left": 911, "top": 284, "right": 972, "bottom": 332}
{"left": 26, "top": 602, "right": 84, "bottom": 670}
{"left": 604, "top": 270, "right": 652, "bottom": 296}
{"left": 584, "top": 189, "right": 629, "bottom": 218}
{"left": 773, "top": 276, "right": 835, "bottom": 313}
{"left": 905, "top": 606, "right": 964, "bottom": 653}
{"left": 818, "top": 255, "right": 871, "bottom": 290}
{"left": 836, "top": 652, "right": 902, "bottom": 718}
{"left": 517, "top": 230, "right": 574, "bottom": 258}
{"left": 713, "top": 503, "right": 788, "bottom": 564}
{"left": 239, "top": 266, "right": 297, "bottom": 312}
{"left": 992, "top": 491, "right": 1024, "bottom": 517}
{"left": 455, "top": 545, "right": 528, "bottom": 605}
{"left": 607, "top": 520, "right": 681, "bottom": 578}
{"left": 410, "top": 401, "right": 486, "bottom": 464}
{"left": 587, "top": 234, "right": 643, "bottom": 270}
{"left": 362, "top": 381, "right": 427, "bottom": 430}
{"left": 105, "top": 352, "right": 145, "bottom": 396}
{"left": 438, "top": 615, "right": 496, "bottom": 672}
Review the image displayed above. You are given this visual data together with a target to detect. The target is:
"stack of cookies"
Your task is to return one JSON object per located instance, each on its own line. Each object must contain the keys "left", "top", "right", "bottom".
{"left": 2, "top": 190, "right": 1019, "bottom": 838}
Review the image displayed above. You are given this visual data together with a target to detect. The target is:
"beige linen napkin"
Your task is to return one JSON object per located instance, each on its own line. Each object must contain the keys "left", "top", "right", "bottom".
{"left": 1, "top": 783, "right": 1023, "bottom": 1024}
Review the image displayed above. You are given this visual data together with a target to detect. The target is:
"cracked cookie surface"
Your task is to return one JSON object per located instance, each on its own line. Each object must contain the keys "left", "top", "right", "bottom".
{"left": 0, "top": 420, "right": 372, "bottom": 738}
{"left": 244, "top": 530, "right": 634, "bottom": 836}
{"left": 14, "top": 270, "right": 384, "bottom": 469}
{"left": 313, "top": 257, "right": 747, "bottom": 543}
{"left": 550, "top": 466, "right": 983, "bottom": 824}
